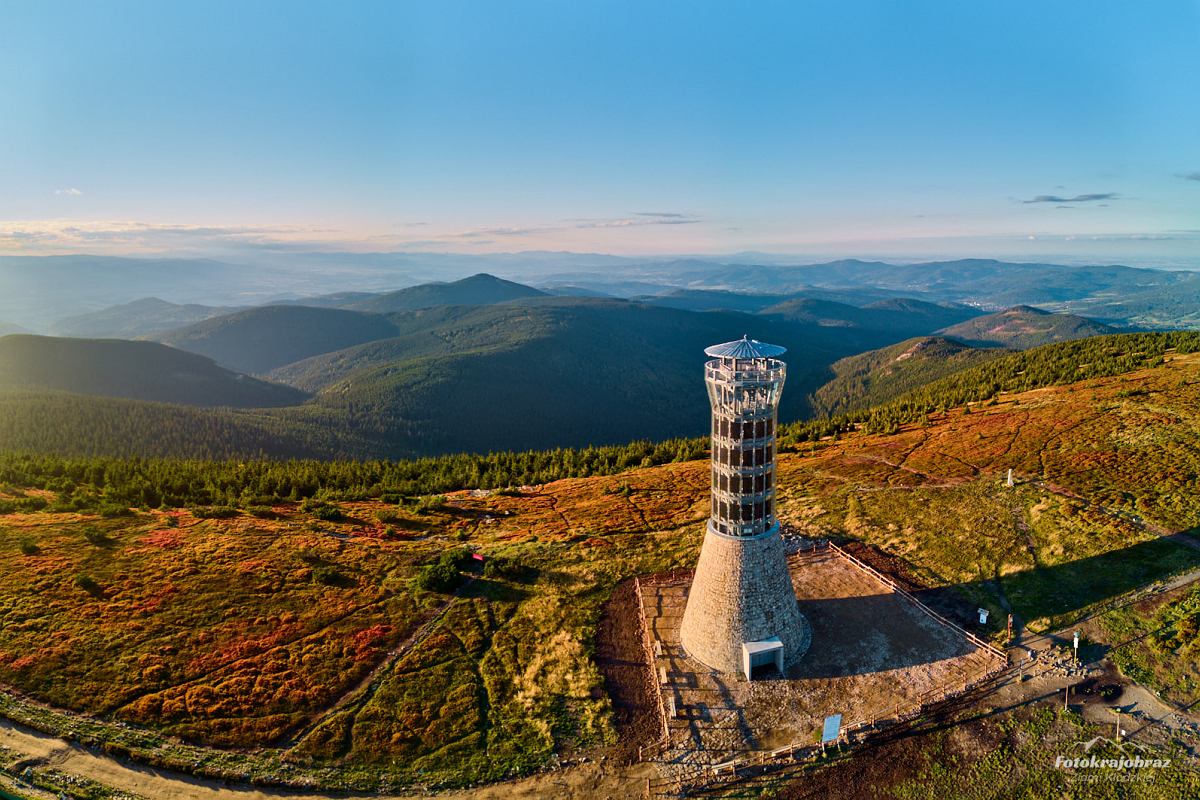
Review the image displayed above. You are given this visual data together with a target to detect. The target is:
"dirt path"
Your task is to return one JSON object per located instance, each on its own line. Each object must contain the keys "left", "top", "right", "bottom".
{"left": 279, "top": 578, "right": 468, "bottom": 750}
{"left": 0, "top": 716, "right": 654, "bottom": 800}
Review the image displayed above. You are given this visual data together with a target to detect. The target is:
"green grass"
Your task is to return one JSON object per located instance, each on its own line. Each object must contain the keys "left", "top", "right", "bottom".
{"left": 3, "top": 346, "right": 1200, "bottom": 789}
{"left": 1101, "top": 586, "right": 1200, "bottom": 707}
{"left": 889, "top": 708, "right": 1200, "bottom": 800}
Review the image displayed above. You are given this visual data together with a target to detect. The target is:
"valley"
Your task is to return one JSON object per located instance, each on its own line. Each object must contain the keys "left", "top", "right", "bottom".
{"left": 0, "top": 263, "right": 1176, "bottom": 461}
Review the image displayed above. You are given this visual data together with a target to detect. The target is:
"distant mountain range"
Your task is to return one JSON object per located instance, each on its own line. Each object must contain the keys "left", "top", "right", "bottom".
{"left": 51, "top": 297, "right": 240, "bottom": 339}
{"left": 5, "top": 252, "right": 1200, "bottom": 333}
{"left": 0, "top": 269, "right": 1133, "bottom": 459}
{"left": 341, "top": 273, "right": 547, "bottom": 313}
{"left": 761, "top": 296, "right": 977, "bottom": 332}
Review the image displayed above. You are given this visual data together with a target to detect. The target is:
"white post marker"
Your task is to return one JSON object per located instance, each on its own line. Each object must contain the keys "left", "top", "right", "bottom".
{"left": 978, "top": 608, "right": 989, "bottom": 626}
{"left": 1073, "top": 630, "right": 1080, "bottom": 664}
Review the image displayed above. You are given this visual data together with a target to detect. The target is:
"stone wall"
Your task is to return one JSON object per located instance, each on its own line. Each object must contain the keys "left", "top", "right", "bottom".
{"left": 679, "top": 523, "right": 812, "bottom": 675}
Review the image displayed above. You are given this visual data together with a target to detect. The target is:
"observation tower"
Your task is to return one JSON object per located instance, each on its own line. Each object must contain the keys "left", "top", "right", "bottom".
{"left": 679, "top": 336, "right": 811, "bottom": 677}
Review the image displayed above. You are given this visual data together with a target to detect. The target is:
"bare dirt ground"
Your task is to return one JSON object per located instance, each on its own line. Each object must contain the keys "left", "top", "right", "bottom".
{"left": 832, "top": 538, "right": 983, "bottom": 629}
{"left": 594, "top": 578, "right": 662, "bottom": 764}
{"left": 641, "top": 547, "right": 1003, "bottom": 773}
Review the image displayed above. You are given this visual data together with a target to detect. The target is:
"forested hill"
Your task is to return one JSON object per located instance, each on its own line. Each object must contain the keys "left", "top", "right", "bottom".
{"left": 155, "top": 306, "right": 403, "bottom": 374}
{"left": 761, "top": 296, "right": 977, "bottom": 335}
{"left": 268, "top": 298, "right": 850, "bottom": 455}
{"left": 788, "top": 330, "right": 1200, "bottom": 441}
{"left": 809, "top": 336, "right": 1005, "bottom": 417}
{"left": 0, "top": 335, "right": 305, "bottom": 408}
{"left": 343, "top": 273, "right": 547, "bottom": 313}
{"left": 0, "top": 330, "right": 1196, "bottom": 471}
{"left": 1, "top": 332, "right": 1199, "bottom": 509}
{"left": 937, "top": 305, "right": 1117, "bottom": 349}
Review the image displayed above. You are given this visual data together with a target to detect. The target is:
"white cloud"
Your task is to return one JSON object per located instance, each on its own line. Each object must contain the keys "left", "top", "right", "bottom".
{"left": 54, "top": 187, "right": 83, "bottom": 196}
{"left": 0, "top": 219, "right": 344, "bottom": 254}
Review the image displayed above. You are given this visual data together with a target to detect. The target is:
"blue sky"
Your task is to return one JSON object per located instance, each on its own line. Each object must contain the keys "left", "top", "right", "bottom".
{"left": 1, "top": 1, "right": 1198, "bottom": 263}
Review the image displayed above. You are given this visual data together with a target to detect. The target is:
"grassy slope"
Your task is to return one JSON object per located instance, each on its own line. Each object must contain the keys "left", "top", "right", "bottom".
{"left": 804, "top": 706, "right": 1200, "bottom": 800}
{"left": 3, "top": 352, "right": 1200, "bottom": 787}
{"left": 0, "top": 335, "right": 305, "bottom": 408}
{"left": 809, "top": 336, "right": 1006, "bottom": 417}
{"left": 1097, "top": 584, "right": 1200, "bottom": 707}
{"left": 779, "top": 352, "right": 1200, "bottom": 627}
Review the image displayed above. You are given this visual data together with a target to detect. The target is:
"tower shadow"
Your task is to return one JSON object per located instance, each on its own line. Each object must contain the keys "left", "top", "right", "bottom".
{"left": 784, "top": 535, "right": 1200, "bottom": 679}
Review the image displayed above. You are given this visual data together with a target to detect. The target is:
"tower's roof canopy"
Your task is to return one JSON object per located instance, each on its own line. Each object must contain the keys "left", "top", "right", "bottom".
{"left": 704, "top": 335, "right": 787, "bottom": 359}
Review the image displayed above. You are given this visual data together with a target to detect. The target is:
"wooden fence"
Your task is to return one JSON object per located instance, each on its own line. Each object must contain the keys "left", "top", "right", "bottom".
{"left": 644, "top": 661, "right": 1014, "bottom": 797}
{"left": 639, "top": 538, "right": 1015, "bottom": 797}
{"left": 821, "top": 540, "right": 1007, "bottom": 661}
{"left": 634, "top": 576, "right": 672, "bottom": 761}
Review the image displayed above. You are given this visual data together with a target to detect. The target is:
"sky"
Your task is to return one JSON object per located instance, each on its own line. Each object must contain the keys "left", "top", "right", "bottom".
{"left": 1, "top": 0, "right": 1198, "bottom": 265}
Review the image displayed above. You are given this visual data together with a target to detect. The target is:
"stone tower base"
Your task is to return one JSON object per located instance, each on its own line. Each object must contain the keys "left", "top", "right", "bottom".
{"left": 679, "top": 523, "right": 811, "bottom": 676}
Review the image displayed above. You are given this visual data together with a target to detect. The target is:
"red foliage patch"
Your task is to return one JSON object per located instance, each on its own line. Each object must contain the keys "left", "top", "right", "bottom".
{"left": 351, "top": 624, "right": 393, "bottom": 662}
{"left": 185, "top": 622, "right": 304, "bottom": 673}
{"left": 131, "top": 582, "right": 179, "bottom": 614}
{"left": 139, "top": 529, "right": 184, "bottom": 549}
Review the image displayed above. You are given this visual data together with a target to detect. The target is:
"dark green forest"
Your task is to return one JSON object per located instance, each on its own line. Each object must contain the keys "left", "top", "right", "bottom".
{"left": 0, "top": 335, "right": 305, "bottom": 407}
{"left": 1, "top": 331, "right": 1197, "bottom": 510}
{"left": 808, "top": 336, "right": 1005, "bottom": 417}
{"left": 0, "top": 438, "right": 707, "bottom": 510}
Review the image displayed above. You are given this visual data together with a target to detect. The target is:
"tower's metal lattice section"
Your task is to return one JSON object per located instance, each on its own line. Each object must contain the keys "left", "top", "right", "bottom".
{"left": 706, "top": 354, "right": 785, "bottom": 537}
